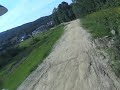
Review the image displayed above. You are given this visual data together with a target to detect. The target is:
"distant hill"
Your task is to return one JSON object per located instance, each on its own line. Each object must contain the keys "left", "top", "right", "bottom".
{"left": 0, "top": 15, "right": 52, "bottom": 47}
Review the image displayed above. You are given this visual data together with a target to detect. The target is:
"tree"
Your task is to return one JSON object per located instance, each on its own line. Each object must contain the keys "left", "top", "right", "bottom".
{"left": 72, "top": 0, "right": 120, "bottom": 17}
{"left": 52, "top": 8, "right": 60, "bottom": 25}
{"left": 52, "top": 2, "right": 76, "bottom": 25}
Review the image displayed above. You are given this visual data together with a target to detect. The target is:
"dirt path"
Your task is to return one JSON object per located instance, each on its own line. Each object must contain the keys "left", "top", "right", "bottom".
{"left": 17, "top": 20, "right": 120, "bottom": 90}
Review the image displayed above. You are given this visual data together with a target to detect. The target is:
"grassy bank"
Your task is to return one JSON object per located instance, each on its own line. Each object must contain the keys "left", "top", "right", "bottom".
{"left": 81, "top": 7, "right": 120, "bottom": 77}
{"left": 82, "top": 7, "right": 120, "bottom": 38}
{"left": 0, "top": 25, "right": 64, "bottom": 90}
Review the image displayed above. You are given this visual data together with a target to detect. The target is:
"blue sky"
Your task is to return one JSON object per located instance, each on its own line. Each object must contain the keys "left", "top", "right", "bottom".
{"left": 0, "top": 0, "right": 72, "bottom": 32}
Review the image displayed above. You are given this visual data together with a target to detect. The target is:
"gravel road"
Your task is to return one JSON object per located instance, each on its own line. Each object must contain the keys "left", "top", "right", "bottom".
{"left": 17, "top": 20, "right": 120, "bottom": 90}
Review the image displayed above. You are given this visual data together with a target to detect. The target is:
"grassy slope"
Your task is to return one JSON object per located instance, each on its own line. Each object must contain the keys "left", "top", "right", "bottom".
{"left": 81, "top": 7, "right": 120, "bottom": 77}
{"left": 82, "top": 7, "right": 120, "bottom": 38}
{"left": 1, "top": 25, "right": 64, "bottom": 90}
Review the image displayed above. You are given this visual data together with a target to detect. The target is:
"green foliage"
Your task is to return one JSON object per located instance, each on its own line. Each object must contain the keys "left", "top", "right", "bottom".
{"left": 0, "top": 25, "right": 64, "bottom": 90}
{"left": 0, "top": 47, "right": 24, "bottom": 68}
{"left": 52, "top": 8, "right": 61, "bottom": 25}
{"left": 71, "top": 3, "right": 81, "bottom": 18}
{"left": 52, "top": 2, "right": 76, "bottom": 25}
{"left": 81, "top": 7, "right": 120, "bottom": 38}
{"left": 72, "top": 0, "right": 120, "bottom": 17}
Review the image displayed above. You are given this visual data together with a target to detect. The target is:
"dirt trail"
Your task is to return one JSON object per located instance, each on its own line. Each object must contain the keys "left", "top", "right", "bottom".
{"left": 17, "top": 20, "right": 120, "bottom": 90}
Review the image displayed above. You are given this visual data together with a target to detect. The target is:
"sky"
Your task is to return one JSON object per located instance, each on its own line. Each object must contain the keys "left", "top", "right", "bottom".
{"left": 0, "top": 0, "right": 72, "bottom": 32}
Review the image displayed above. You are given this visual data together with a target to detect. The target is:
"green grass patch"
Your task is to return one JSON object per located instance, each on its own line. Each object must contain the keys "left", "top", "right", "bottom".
{"left": 81, "top": 7, "right": 120, "bottom": 38}
{"left": 0, "top": 25, "right": 64, "bottom": 90}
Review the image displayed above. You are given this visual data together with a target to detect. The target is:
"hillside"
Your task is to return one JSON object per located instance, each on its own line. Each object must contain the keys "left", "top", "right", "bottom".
{"left": 81, "top": 7, "right": 120, "bottom": 77}
{"left": 0, "top": 15, "right": 52, "bottom": 47}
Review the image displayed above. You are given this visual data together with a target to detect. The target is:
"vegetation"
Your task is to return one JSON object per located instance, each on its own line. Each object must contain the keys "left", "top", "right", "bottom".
{"left": 0, "top": 25, "right": 64, "bottom": 90}
{"left": 81, "top": 7, "right": 120, "bottom": 38}
{"left": 71, "top": 0, "right": 120, "bottom": 76}
{"left": 72, "top": 0, "right": 120, "bottom": 17}
{"left": 52, "top": 2, "right": 76, "bottom": 25}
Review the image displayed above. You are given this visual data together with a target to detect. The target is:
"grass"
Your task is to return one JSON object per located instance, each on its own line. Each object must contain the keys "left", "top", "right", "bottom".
{"left": 81, "top": 7, "right": 120, "bottom": 77}
{"left": 19, "top": 38, "right": 32, "bottom": 48}
{"left": 81, "top": 7, "right": 120, "bottom": 38}
{"left": 0, "top": 25, "right": 64, "bottom": 90}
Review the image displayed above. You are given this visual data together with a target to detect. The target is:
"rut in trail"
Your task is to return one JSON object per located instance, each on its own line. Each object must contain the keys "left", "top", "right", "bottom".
{"left": 17, "top": 20, "right": 120, "bottom": 90}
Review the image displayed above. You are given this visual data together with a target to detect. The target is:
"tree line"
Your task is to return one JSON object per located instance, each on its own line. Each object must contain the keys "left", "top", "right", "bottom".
{"left": 72, "top": 0, "right": 120, "bottom": 16}
{"left": 52, "top": 2, "right": 76, "bottom": 25}
{"left": 52, "top": 0, "right": 120, "bottom": 23}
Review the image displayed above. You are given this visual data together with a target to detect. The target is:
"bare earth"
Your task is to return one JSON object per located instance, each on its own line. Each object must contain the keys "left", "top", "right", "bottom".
{"left": 17, "top": 20, "right": 120, "bottom": 90}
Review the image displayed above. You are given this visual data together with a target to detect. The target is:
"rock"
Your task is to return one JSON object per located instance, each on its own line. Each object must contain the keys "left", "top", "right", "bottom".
{"left": 111, "top": 30, "right": 116, "bottom": 35}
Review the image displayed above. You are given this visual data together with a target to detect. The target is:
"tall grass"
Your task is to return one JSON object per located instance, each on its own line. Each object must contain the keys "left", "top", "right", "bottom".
{"left": 82, "top": 7, "right": 120, "bottom": 38}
